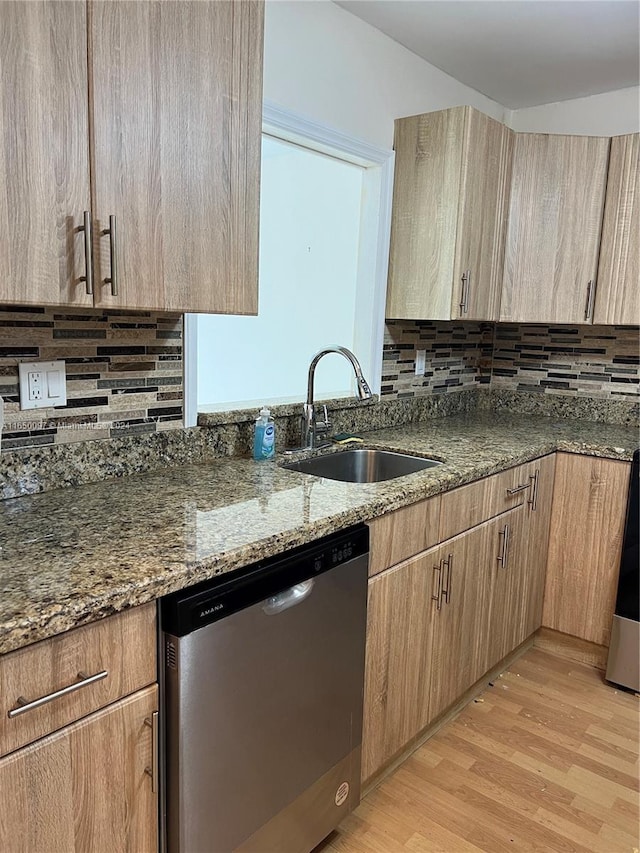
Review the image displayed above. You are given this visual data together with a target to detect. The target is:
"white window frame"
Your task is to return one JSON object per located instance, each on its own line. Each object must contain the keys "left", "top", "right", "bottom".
{"left": 184, "top": 102, "right": 394, "bottom": 427}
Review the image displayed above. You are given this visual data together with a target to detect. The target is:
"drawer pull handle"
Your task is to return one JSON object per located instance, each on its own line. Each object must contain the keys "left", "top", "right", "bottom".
{"left": 506, "top": 483, "right": 529, "bottom": 496}
{"left": 144, "top": 711, "right": 159, "bottom": 794}
{"left": 8, "top": 670, "right": 108, "bottom": 718}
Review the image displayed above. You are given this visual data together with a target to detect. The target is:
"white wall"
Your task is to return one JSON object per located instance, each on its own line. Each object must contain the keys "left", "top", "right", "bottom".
{"left": 506, "top": 86, "right": 640, "bottom": 136}
{"left": 197, "top": 136, "right": 367, "bottom": 410}
{"left": 263, "top": 0, "right": 505, "bottom": 150}
{"left": 194, "top": 1, "right": 638, "bottom": 417}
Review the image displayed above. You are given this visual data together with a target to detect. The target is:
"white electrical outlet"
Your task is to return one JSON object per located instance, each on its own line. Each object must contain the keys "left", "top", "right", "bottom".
{"left": 28, "top": 371, "right": 43, "bottom": 400}
{"left": 415, "top": 349, "right": 426, "bottom": 376}
{"left": 18, "top": 361, "right": 67, "bottom": 410}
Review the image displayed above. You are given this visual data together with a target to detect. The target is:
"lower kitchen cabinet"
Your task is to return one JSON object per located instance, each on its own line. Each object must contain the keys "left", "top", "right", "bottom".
{"left": 0, "top": 685, "right": 158, "bottom": 853}
{"left": 483, "top": 455, "right": 556, "bottom": 665}
{"left": 543, "top": 453, "right": 630, "bottom": 646}
{"left": 363, "top": 509, "right": 524, "bottom": 782}
{"left": 0, "top": 604, "right": 158, "bottom": 852}
{"left": 363, "top": 454, "right": 559, "bottom": 784}
{"left": 520, "top": 454, "right": 556, "bottom": 639}
{"left": 427, "top": 527, "right": 489, "bottom": 722}
{"left": 480, "top": 507, "right": 528, "bottom": 675}
{"left": 362, "top": 555, "right": 434, "bottom": 781}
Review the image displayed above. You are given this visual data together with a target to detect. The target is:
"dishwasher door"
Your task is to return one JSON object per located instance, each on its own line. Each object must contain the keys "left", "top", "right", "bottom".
{"left": 162, "top": 529, "right": 368, "bottom": 853}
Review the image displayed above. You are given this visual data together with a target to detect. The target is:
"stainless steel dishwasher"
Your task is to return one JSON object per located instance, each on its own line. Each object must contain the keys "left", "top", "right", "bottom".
{"left": 160, "top": 524, "right": 369, "bottom": 853}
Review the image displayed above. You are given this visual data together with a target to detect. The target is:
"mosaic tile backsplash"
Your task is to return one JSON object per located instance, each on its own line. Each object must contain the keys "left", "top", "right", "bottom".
{"left": 492, "top": 324, "right": 639, "bottom": 399}
{"left": 0, "top": 306, "right": 183, "bottom": 450}
{"left": 382, "top": 321, "right": 639, "bottom": 401}
{"left": 0, "top": 308, "right": 637, "bottom": 454}
{"left": 383, "top": 321, "right": 493, "bottom": 397}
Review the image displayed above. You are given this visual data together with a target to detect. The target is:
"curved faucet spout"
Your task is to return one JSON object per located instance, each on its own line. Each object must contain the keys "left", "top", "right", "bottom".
{"left": 302, "top": 346, "right": 373, "bottom": 449}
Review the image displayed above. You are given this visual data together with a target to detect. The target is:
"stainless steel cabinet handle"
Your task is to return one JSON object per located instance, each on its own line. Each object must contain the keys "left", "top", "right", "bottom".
{"left": 497, "top": 524, "right": 510, "bottom": 569}
{"left": 8, "top": 670, "right": 108, "bottom": 718}
{"left": 145, "top": 711, "right": 159, "bottom": 793}
{"left": 528, "top": 470, "right": 539, "bottom": 511}
{"left": 80, "top": 211, "right": 93, "bottom": 295}
{"left": 431, "top": 561, "right": 443, "bottom": 610}
{"left": 103, "top": 214, "right": 118, "bottom": 296}
{"left": 584, "top": 279, "right": 597, "bottom": 321}
{"left": 441, "top": 554, "right": 453, "bottom": 604}
{"left": 460, "top": 270, "right": 470, "bottom": 315}
{"left": 506, "top": 483, "right": 529, "bottom": 496}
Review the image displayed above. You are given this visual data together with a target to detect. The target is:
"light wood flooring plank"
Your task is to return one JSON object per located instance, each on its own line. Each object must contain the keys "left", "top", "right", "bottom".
{"left": 322, "top": 648, "right": 639, "bottom": 853}
{"left": 409, "top": 757, "right": 601, "bottom": 851}
{"left": 425, "top": 736, "right": 605, "bottom": 834}
{"left": 572, "top": 794, "right": 640, "bottom": 838}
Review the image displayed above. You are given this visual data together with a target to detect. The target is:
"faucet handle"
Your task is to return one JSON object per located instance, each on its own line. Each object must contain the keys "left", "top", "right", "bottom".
{"left": 316, "top": 404, "right": 332, "bottom": 437}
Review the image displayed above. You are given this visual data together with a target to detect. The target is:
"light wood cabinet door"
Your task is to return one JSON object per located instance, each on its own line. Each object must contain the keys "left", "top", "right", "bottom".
{"left": 481, "top": 508, "right": 528, "bottom": 673}
{"left": 0, "top": 1, "right": 92, "bottom": 308}
{"left": 386, "top": 106, "right": 511, "bottom": 321}
{"left": 90, "top": 0, "right": 263, "bottom": 314}
{"left": 362, "top": 555, "right": 434, "bottom": 782}
{"left": 594, "top": 133, "right": 640, "bottom": 325}
{"left": 519, "top": 454, "right": 556, "bottom": 640}
{"left": 453, "top": 109, "right": 513, "bottom": 320}
{"left": 543, "top": 453, "right": 630, "bottom": 646}
{"left": 500, "top": 133, "right": 610, "bottom": 323}
{"left": 0, "top": 685, "right": 158, "bottom": 853}
{"left": 428, "top": 530, "right": 487, "bottom": 722}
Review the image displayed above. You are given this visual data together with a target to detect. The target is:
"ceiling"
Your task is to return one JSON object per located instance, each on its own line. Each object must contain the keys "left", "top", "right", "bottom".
{"left": 334, "top": 1, "right": 640, "bottom": 109}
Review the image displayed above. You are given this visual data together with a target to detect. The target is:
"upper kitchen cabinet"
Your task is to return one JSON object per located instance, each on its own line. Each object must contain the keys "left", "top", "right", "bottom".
{"left": 500, "top": 133, "right": 610, "bottom": 324}
{"left": 90, "top": 0, "right": 263, "bottom": 314}
{"left": 0, "top": 0, "right": 263, "bottom": 314}
{"left": 0, "top": 2, "right": 93, "bottom": 308}
{"left": 594, "top": 133, "right": 640, "bottom": 325}
{"left": 386, "top": 106, "right": 513, "bottom": 321}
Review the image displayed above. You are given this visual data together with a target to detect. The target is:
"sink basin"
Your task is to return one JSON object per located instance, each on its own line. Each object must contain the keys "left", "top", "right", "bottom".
{"left": 282, "top": 448, "right": 441, "bottom": 483}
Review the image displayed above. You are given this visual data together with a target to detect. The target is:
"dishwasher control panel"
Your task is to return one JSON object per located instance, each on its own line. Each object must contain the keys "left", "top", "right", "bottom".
{"left": 161, "top": 523, "right": 369, "bottom": 636}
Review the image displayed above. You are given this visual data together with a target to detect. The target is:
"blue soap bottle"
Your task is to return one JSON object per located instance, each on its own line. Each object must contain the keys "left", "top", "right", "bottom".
{"left": 253, "top": 407, "right": 275, "bottom": 460}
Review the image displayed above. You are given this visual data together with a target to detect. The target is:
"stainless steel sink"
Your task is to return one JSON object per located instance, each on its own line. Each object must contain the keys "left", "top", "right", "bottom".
{"left": 282, "top": 448, "right": 441, "bottom": 483}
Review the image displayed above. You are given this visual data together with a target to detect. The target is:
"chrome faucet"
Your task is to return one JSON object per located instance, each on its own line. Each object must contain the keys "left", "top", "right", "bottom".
{"left": 301, "top": 346, "right": 373, "bottom": 449}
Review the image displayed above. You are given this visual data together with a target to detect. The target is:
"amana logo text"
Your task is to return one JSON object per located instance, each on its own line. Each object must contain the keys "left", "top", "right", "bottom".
{"left": 200, "top": 603, "right": 224, "bottom": 618}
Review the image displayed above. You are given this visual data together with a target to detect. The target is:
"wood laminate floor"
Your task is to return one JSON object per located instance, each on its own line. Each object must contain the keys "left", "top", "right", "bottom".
{"left": 325, "top": 649, "right": 639, "bottom": 853}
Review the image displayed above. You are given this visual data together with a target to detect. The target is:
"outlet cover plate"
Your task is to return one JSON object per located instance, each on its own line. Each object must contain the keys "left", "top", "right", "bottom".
{"left": 18, "top": 361, "right": 67, "bottom": 410}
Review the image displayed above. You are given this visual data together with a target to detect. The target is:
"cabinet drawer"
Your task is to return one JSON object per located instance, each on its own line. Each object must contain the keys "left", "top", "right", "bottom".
{"left": 368, "top": 495, "right": 441, "bottom": 576}
{"left": 439, "top": 459, "right": 545, "bottom": 541}
{"left": 0, "top": 603, "right": 156, "bottom": 758}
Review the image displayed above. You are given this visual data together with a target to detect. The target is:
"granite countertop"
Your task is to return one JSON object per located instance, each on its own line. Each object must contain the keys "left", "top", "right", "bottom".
{"left": 0, "top": 411, "right": 637, "bottom": 655}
